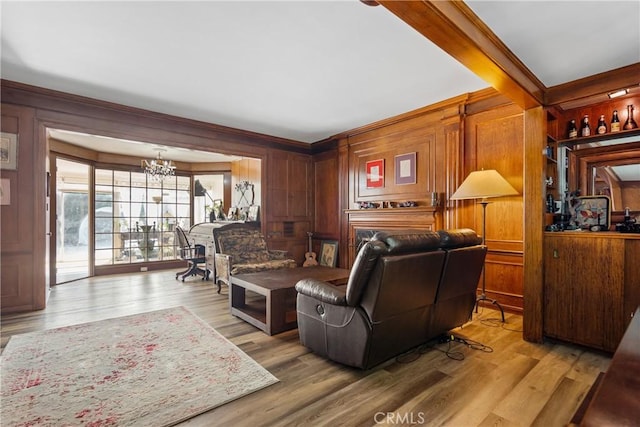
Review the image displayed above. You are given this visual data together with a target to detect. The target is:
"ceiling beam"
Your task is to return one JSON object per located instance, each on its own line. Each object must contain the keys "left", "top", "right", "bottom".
{"left": 545, "top": 63, "right": 640, "bottom": 107}
{"left": 378, "top": 0, "right": 545, "bottom": 110}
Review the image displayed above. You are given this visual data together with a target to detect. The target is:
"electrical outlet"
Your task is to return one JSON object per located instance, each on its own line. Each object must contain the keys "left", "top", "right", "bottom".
{"left": 140, "top": 266, "right": 148, "bottom": 272}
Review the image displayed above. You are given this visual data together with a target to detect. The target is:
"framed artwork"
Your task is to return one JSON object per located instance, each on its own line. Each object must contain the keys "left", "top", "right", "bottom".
{"left": 0, "top": 132, "right": 18, "bottom": 171}
{"left": 227, "top": 206, "right": 237, "bottom": 220}
{"left": 395, "top": 152, "right": 416, "bottom": 185}
{"left": 247, "top": 205, "right": 260, "bottom": 222}
{"left": 0, "top": 178, "right": 10, "bottom": 205}
{"left": 319, "top": 240, "right": 338, "bottom": 267}
{"left": 366, "top": 159, "right": 384, "bottom": 188}
{"left": 573, "top": 196, "right": 611, "bottom": 230}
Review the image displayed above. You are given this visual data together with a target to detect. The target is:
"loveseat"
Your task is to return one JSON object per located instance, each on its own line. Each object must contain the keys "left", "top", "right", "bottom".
{"left": 213, "top": 223, "right": 297, "bottom": 293}
{"left": 294, "top": 228, "right": 486, "bottom": 369}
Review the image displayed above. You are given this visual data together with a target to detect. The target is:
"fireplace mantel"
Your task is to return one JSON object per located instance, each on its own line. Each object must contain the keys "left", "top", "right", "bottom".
{"left": 345, "top": 206, "right": 440, "bottom": 265}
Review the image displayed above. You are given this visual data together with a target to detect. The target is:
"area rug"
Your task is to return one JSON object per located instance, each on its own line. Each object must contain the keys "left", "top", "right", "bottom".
{"left": 1, "top": 306, "right": 278, "bottom": 426}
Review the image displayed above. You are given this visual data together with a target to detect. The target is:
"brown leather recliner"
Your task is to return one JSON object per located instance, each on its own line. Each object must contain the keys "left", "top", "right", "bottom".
{"left": 295, "top": 228, "right": 486, "bottom": 370}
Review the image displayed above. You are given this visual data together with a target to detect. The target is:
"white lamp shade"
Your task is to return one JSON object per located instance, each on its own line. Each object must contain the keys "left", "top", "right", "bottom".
{"left": 450, "top": 169, "right": 518, "bottom": 200}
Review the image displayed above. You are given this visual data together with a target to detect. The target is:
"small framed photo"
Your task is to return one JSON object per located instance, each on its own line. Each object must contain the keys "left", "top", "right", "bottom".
{"left": 366, "top": 159, "right": 384, "bottom": 188}
{"left": 247, "top": 205, "right": 260, "bottom": 222}
{"left": 319, "top": 240, "right": 338, "bottom": 267}
{"left": 227, "top": 206, "right": 237, "bottom": 220}
{"left": 395, "top": 152, "right": 416, "bottom": 185}
{"left": 0, "top": 178, "right": 10, "bottom": 205}
{"left": 0, "top": 132, "right": 18, "bottom": 171}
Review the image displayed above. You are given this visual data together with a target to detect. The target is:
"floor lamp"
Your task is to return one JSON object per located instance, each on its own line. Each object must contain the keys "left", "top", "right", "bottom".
{"left": 450, "top": 169, "right": 519, "bottom": 322}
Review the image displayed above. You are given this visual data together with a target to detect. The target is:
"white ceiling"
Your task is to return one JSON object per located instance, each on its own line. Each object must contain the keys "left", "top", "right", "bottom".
{"left": 2, "top": 0, "right": 639, "bottom": 159}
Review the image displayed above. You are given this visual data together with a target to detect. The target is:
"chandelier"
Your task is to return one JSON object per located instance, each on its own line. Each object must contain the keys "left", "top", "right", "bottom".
{"left": 141, "top": 150, "right": 176, "bottom": 181}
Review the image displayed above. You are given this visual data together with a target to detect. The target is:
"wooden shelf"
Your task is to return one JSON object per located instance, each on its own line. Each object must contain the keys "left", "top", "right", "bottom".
{"left": 557, "top": 128, "right": 640, "bottom": 146}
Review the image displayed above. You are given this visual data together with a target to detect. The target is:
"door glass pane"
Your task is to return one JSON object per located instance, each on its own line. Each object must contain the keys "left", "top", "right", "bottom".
{"left": 56, "top": 158, "right": 90, "bottom": 283}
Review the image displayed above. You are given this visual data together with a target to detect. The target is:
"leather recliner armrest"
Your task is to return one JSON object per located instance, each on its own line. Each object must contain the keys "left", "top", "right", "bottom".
{"left": 295, "top": 279, "right": 348, "bottom": 306}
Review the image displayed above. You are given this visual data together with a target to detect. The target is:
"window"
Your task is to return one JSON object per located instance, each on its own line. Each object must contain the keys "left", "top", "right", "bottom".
{"left": 94, "top": 169, "right": 191, "bottom": 265}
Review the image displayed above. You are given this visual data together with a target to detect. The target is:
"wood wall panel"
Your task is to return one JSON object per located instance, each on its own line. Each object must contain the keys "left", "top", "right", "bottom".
{"left": 0, "top": 254, "right": 36, "bottom": 311}
{"left": 346, "top": 105, "right": 460, "bottom": 210}
{"left": 1, "top": 103, "right": 45, "bottom": 313}
{"left": 464, "top": 104, "right": 525, "bottom": 311}
{"left": 264, "top": 150, "right": 313, "bottom": 264}
{"left": 312, "top": 150, "right": 340, "bottom": 240}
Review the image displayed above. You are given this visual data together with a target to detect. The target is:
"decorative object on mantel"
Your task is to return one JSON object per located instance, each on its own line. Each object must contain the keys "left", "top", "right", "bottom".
{"left": 357, "top": 201, "right": 380, "bottom": 209}
{"left": 450, "top": 169, "right": 519, "bottom": 322}
{"left": 397, "top": 201, "right": 417, "bottom": 208}
{"left": 141, "top": 149, "right": 175, "bottom": 181}
{"left": 430, "top": 192, "right": 439, "bottom": 207}
{"left": 0, "top": 306, "right": 279, "bottom": 426}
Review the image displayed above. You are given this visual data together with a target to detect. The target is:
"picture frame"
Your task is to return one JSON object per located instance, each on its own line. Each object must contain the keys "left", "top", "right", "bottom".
{"left": 574, "top": 196, "right": 611, "bottom": 230}
{"left": 0, "top": 132, "right": 18, "bottom": 171}
{"left": 0, "top": 178, "right": 10, "bottom": 205}
{"left": 395, "top": 152, "right": 416, "bottom": 185}
{"left": 247, "top": 205, "right": 260, "bottom": 222}
{"left": 319, "top": 240, "right": 338, "bottom": 267}
{"left": 366, "top": 159, "right": 384, "bottom": 188}
{"left": 227, "top": 206, "right": 237, "bottom": 220}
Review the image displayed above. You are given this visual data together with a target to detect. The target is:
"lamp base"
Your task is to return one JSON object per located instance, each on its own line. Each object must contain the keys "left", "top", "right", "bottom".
{"left": 475, "top": 293, "right": 505, "bottom": 322}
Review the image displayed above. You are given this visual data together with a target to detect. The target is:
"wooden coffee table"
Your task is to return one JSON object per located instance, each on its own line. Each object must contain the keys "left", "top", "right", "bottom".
{"left": 229, "top": 266, "right": 350, "bottom": 335}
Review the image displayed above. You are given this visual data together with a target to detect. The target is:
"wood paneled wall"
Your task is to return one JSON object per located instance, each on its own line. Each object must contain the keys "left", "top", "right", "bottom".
{"left": 1, "top": 104, "right": 47, "bottom": 313}
{"left": 0, "top": 80, "right": 313, "bottom": 313}
{"left": 463, "top": 104, "right": 525, "bottom": 312}
{"left": 264, "top": 150, "right": 313, "bottom": 265}
{"left": 311, "top": 91, "right": 528, "bottom": 306}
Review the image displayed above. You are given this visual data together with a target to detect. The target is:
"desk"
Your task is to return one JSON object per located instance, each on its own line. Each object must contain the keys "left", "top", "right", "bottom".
{"left": 230, "top": 266, "right": 351, "bottom": 335}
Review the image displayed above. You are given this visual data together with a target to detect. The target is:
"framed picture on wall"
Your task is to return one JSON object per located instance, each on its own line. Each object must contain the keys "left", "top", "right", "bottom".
{"left": 0, "top": 132, "right": 18, "bottom": 171}
{"left": 395, "top": 152, "right": 416, "bottom": 185}
{"left": 319, "top": 240, "right": 338, "bottom": 267}
{"left": 366, "top": 159, "right": 384, "bottom": 188}
{"left": 0, "top": 178, "right": 10, "bottom": 205}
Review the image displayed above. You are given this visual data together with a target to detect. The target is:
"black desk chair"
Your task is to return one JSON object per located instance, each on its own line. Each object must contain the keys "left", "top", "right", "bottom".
{"left": 175, "top": 226, "right": 208, "bottom": 281}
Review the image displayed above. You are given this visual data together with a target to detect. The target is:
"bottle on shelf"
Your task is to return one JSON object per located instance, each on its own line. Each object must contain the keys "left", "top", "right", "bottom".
{"left": 567, "top": 119, "right": 578, "bottom": 138}
{"left": 623, "top": 104, "right": 638, "bottom": 130}
{"left": 611, "top": 110, "right": 621, "bottom": 132}
{"left": 596, "top": 115, "right": 607, "bottom": 134}
{"left": 580, "top": 115, "right": 591, "bottom": 137}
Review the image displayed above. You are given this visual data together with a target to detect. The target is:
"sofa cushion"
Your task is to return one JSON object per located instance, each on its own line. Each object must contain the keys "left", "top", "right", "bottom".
{"left": 437, "top": 228, "right": 482, "bottom": 248}
{"left": 372, "top": 230, "right": 441, "bottom": 254}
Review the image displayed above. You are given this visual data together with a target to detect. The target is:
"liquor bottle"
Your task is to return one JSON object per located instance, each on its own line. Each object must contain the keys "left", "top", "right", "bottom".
{"left": 623, "top": 104, "right": 638, "bottom": 130}
{"left": 611, "top": 110, "right": 621, "bottom": 132}
{"left": 596, "top": 115, "right": 607, "bottom": 134}
{"left": 567, "top": 119, "right": 578, "bottom": 138}
{"left": 580, "top": 115, "right": 591, "bottom": 137}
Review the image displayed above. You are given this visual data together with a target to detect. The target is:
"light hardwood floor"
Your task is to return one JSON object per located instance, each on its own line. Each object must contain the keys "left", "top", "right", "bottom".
{"left": 0, "top": 270, "right": 611, "bottom": 427}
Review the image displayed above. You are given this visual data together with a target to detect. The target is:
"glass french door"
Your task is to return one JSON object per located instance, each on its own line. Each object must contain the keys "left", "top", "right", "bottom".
{"left": 55, "top": 158, "right": 91, "bottom": 284}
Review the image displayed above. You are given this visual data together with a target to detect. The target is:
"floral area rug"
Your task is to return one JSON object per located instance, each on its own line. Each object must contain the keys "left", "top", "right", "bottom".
{"left": 1, "top": 306, "right": 278, "bottom": 426}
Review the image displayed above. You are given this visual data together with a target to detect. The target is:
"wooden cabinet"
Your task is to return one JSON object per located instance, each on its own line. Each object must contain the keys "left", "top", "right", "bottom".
{"left": 544, "top": 232, "right": 640, "bottom": 352}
